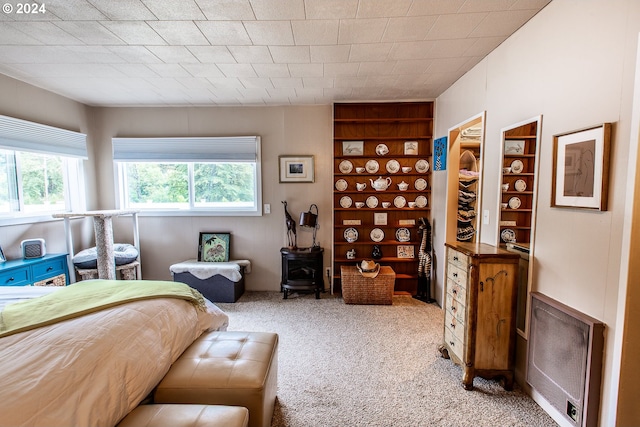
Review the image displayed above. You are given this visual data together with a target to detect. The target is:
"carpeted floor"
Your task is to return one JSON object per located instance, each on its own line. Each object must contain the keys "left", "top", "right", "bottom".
{"left": 216, "top": 291, "right": 558, "bottom": 427}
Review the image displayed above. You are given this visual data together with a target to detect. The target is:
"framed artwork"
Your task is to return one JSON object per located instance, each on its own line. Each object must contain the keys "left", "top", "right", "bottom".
{"left": 504, "top": 140, "right": 525, "bottom": 155}
{"left": 342, "top": 141, "right": 364, "bottom": 156}
{"left": 397, "top": 245, "right": 415, "bottom": 258}
{"left": 198, "top": 232, "right": 230, "bottom": 262}
{"left": 433, "top": 136, "right": 447, "bottom": 171}
{"left": 0, "top": 244, "right": 5, "bottom": 262}
{"left": 551, "top": 123, "right": 611, "bottom": 210}
{"left": 374, "top": 212, "right": 387, "bottom": 226}
{"left": 279, "top": 155, "right": 315, "bottom": 183}
{"left": 404, "top": 141, "right": 418, "bottom": 155}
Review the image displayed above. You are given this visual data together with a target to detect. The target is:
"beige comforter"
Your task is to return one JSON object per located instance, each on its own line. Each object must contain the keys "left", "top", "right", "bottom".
{"left": 0, "top": 287, "right": 229, "bottom": 427}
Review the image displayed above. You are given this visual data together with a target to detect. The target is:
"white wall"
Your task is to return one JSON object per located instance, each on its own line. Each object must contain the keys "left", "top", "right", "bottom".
{"left": 433, "top": 0, "right": 640, "bottom": 424}
{"left": 93, "top": 105, "right": 333, "bottom": 291}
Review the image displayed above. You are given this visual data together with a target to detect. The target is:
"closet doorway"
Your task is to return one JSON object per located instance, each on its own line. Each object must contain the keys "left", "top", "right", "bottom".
{"left": 445, "top": 112, "right": 486, "bottom": 244}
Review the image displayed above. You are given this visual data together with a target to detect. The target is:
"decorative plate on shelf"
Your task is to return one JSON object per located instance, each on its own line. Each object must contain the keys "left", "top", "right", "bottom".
{"left": 366, "top": 195, "right": 379, "bottom": 208}
{"left": 375, "top": 144, "right": 389, "bottom": 156}
{"left": 396, "top": 227, "right": 411, "bottom": 242}
{"left": 335, "top": 179, "right": 348, "bottom": 191}
{"left": 340, "top": 195, "right": 353, "bottom": 208}
{"left": 510, "top": 159, "right": 524, "bottom": 174}
{"left": 508, "top": 196, "right": 521, "bottom": 209}
{"left": 393, "top": 195, "right": 407, "bottom": 208}
{"left": 365, "top": 159, "right": 379, "bottom": 174}
{"left": 385, "top": 159, "right": 400, "bottom": 173}
{"left": 339, "top": 160, "right": 353, "bottom": 174}
{"left": 514, "top": 179, "right": 527, "bottom": 192}
{"left": 415, "top": 159, "right": 430, "bottom": 173}
{"left": 344, "top": 227, "right": 358, "bottom": 243}
{"left": 370, "top": 228, "right": 385, "bottom": 242}
{"left": 414, "top": 178, "right": 428, "bottom": 191}
{"left": 501, "top": 228, "right": 516, "bottom": 243}
{"left": 415, "top": 195, "right": 428, "bottom": 208}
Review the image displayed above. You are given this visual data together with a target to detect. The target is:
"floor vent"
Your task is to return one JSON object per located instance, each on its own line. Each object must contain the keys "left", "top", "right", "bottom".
{"left": 527, "top": 292, "right": 605, "bottom": 427}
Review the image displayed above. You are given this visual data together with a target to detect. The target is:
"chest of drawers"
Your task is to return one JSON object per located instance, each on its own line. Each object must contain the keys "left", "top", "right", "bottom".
{"left": 0, "top": 254, "right": 69, "bottom": 287}
{"left": 438, "top": 242, "right": 519, "bottom": 390}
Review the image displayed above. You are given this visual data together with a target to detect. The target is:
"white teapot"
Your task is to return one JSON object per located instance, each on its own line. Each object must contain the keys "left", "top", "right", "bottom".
{"left": 370, "top": 176, "right": 392, "bottom": 191}
{"left": 397, "top": 181, "right": 409, "bottom": 191}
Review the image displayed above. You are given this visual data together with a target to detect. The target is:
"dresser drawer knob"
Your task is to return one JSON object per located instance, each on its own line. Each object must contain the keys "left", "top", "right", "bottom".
{"left": 449, "top": 341, "right": 455, "bottom": 347}
{"left": 453, "top": 256, "right": 458, "bottom": 261}
{"left": 47, "top": 266, "right": 53, "bottom": 271}
{"left": 451, "top": 305, "right": 456, "bottom": 312}
{"left": 9, "top": 277, "right": 14, "bottom": 282}
{"left": 452, "top": 288, "right": 457, "bottom": 294}
{"left": 453, "top": 272, "right": 458, "bottom": 277}
{"left": 450, "top": 323, "right": 455, "bottom": 328}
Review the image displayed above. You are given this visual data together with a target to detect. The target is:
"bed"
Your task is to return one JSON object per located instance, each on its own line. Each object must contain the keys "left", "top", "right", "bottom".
{"left": 0, "top": 280, "right": 229, "bottom": 427}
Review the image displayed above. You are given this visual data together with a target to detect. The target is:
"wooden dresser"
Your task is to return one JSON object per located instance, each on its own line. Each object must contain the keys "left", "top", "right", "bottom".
{"left": 438, "top": 242, "right": 520, "bottom": 390}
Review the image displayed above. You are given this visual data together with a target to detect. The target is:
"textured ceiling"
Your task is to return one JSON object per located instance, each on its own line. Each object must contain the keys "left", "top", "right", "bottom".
{"left": 0, "top": 0, "right": 551, "bottom": 107}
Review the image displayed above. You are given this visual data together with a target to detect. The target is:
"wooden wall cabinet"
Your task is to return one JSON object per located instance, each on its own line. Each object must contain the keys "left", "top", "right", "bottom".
{"left": 333, "top": 102, "right": 434, "bottom": 295}
{"left": 438, "top": 242, "right": 520, "bottom": 390}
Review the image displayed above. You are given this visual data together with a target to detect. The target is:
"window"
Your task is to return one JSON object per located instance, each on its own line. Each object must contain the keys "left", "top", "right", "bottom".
{"left": 113, "top": 136, "right": 262, "bottom": 216}
{"left": 0, "top": 115, "right": 86, "bottom": 223}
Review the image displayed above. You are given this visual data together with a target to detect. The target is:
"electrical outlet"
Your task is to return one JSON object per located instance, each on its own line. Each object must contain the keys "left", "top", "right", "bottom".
{"left": 264, "top": 203, "right": 270, "bottom": 214}
{"left": 483, "top": 209, "right": 490, "bottom": 225}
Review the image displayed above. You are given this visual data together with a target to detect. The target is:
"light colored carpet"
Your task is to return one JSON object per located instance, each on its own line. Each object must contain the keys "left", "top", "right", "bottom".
{"left": 217, "top": 291, "right": 558, "bottom": 427}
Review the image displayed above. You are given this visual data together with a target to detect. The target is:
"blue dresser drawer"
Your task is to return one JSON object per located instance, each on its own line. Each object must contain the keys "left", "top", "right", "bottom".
{"left": 0, "top": 267, "right": 31, "bottom": 286}
{"left": 32, "top": 256, "right": 67, "bottom": 281}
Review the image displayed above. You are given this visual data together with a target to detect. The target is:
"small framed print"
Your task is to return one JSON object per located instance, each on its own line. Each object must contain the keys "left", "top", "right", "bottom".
{"left": 404, "top": 141, "right": 418, "bottom": 155}
{"left": 504, "top": 140, "right": 525, "bottom": 155}
{"left": 397, "top": 245, "right": 415, "bottom": 258}
{"left": 279, "top": 155, "right": 315, "bottom": 183}
{"left": 398, "top": 219, "right": 416, "bottom": 226}
{"left": 374, "top": 212, "right": 387, "bottom": 226}
{"left": 198, "top": 232, "right": 231, "bottom": 262}
{"left": 343, "top": 219, "right": 361, "bottom": 225}
{"left": 342, "top": 141, "right": 364, "bottom": 156}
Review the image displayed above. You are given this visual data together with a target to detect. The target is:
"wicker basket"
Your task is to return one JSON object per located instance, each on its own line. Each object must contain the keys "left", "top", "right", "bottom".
{"left": 34, "top": 273, "right": 66, "bottom": 287}
{"left": 341, "top": 265, "right": 395, "bottom": 305}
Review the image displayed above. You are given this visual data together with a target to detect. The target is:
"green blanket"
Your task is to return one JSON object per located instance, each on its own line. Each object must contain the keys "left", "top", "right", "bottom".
{"left": 0, "top": 279, "right": 206, "bottom": 338}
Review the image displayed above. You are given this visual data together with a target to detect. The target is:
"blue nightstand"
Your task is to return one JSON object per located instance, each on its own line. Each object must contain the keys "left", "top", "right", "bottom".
{"left": 0, "top": 254, "right": 70, "bottom": 287}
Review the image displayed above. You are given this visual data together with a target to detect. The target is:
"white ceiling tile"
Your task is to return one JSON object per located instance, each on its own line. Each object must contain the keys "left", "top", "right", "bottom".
{"left": 463, "top": 36, "right": 505, "bottom": 57}
{"left": 100, "top": 21, "right": 167, "bottom": 45}
{"left": 410, "top": 0, "right": 465, "bottom": 15}
{"left": 427, "top": 39, "right": 478, "bottom": 58}
{"left": 310, "top": 45, "right": 351, "bottom": 63}
{"left": 244, "top": 21, "right": 294, "bottom": 45}
{"left": 324, "top": 63, "right": 360, "bottom": 77}
{"left": 333, "top": 76, "right": 367, "bottom": 88}
{"left": 207, "top": 77, "right": 245, "bottom": 88}
{"left": 111, "top": 63, "right": 159, "bottom": 78}
{"left": 5, "top": 22, "right": 78, "bottom": 45}
{"left": 182, "top": 63, "right": 225, "bottom": 78}
{"left": 237, "top": 87, "right": 270, "bottom": 98}
{"left": 471, "top": 10, "right": 538, "bottom": 37}
{"left": 358, "top": 61, "right": 397, "bottom": 76}
{"left": 459, "top": 0, "right": 518, "bottom": 13}
{"left": 269, "top": 46, "right": 310, "bottom": 64}
{"left": 146, "top": 46, "right": 200, "bottom": 63}
{"left": 141, "top": 0, "right": 207, "bottom": 19}
{"left": 349, "top": 43, "right": 393, "bottom": 62}
{"left": 54, "top": 21, "right": 126, "bottom": 45}
{"left": 302, "top": 77, "right": 334, "bottom": 88}
{"left": 392, "top": 59, "right": 433, "bottom": 75}
{"left": 356, "top": 0, "right": 412, "bottom": 18}
{"left": 147, "top": 21, "right": 210, "bottom": 45}
{"left": 91, "top": 0, "right": 157, "bottom": 20}
{"left": 338, "top": 19, "right": 388, "bottom": 44}
{"left": 288, "top": 63, "right": 323, "bottom": 77}
{"left": 426, "top": 13, "right": 487, "bottom": 40}
{"left": 291, "top": 20, "right": 339, "bottom": 45}
{"left": 382, "top": 16, "right": 437, "bottom": 42}
{"left": 249, "top": 0, "right": 305, "bottom": 19}
{"left": 196, "top": 0, "right": 256, "bottom": 20}
{"left": 239, "top": 77, "right": 274, "bottom": 88}
{"left": 511, "top": 0, "right": 552, "bottom": 10}
{"left": 270, "top": 78, "right": 303, "bottom": 89}
{"left": 107, "top": 46, "right": 163, "bottom": 63}
{"left": 146, "top": 64, "right": 191, "bottom": 77}
{"left": 217, "top": 63, "right": 258, "bottom": 78}
{"left": 0, "top": 46, "right": 69, "bottom": 63}
{"left": 426, "top": 56, "right": 470, "bottom": 73}
{"left": 196, "top": 21, "right": 252, "bottom": 45}
{"left": 228, "top": 46, "right": 273, "bottom": 63}
{"left": 188, "top": 46, "right": 237, "bottom": 63}
{"left": 46, "top": 0, "right": 108, "bottom": 20}
{"left": 304, "top": 0, "right": 358, "bottom": 19}
{"left": 388, "top": 41, "right": 435, "bottom": 60}
{"left": 252, "top": 63, "right": 290, "bottom": 77}
{"left": 64, "top": 46, "right": 128, "bottom": 63}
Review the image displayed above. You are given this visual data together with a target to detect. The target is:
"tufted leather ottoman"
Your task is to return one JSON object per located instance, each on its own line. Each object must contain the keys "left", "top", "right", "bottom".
{"left": 117, "top": 404, "right": 249, "bottom": 427}
{"left": 154, "top": 331, "right": 278, "bottom": 427}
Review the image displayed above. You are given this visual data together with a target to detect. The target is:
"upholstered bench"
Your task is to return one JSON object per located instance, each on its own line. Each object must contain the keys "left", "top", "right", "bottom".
{"left": 117, "top": 404, "right": 249, "bottom": 427}
{"left": 154, "top": 331, "right": 278, "bottom": 427}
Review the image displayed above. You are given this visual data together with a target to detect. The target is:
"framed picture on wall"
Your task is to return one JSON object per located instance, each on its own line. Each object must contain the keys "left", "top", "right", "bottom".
{"left": 551, "top": 123, "right": 612, "bottom": 211}
{"left": 279, "top": 155, "right": 315, "bottom": 183}
{"left": 198, "top": 232, "right": 231, "bottom": 262}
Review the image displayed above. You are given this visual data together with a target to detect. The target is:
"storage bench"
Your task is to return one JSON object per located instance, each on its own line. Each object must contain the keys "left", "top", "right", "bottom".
{"left": 170, "top": 260, "right": 250, "bottom": 303}
{"left": 340, "top": 265, "right": 395, "bottom": 305}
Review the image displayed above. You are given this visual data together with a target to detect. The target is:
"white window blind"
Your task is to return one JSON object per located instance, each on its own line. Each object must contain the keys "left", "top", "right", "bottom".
{"left": 112, "top": 136, "right": 259, "bottom": 162}
{"left": 0, "top": 115, "right": 87, "bottom": 158}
